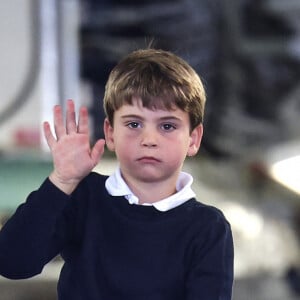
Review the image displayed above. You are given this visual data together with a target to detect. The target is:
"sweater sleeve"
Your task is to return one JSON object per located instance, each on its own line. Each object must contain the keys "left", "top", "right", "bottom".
{"left": 0, "top": 178, "right": 71, "bottom": 279}
{"left": 185, "top": 211, "right": 234, "bottom": 300}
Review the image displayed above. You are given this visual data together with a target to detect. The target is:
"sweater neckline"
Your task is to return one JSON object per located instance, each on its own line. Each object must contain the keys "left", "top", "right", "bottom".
{"left": 107, "top": 194, "right": 197, "bottom": 225}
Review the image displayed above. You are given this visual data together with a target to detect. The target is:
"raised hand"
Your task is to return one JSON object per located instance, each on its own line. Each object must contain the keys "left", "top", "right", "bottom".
{"left": 43, "top": 99, "right": 105, "bottom": 194}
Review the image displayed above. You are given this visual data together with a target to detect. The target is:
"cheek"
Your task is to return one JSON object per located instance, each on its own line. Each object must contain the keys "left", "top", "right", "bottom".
{"left": 163, "top": 137, "right": 190, "bottom": 158}
{"left": 171, "top": 134, "right": 191, "bottom": 148}
{"left": 114, "top": 137, "right": 136, "bottom": 159}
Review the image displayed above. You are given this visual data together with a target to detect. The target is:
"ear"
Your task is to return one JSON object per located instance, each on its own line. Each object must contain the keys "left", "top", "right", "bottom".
{"left": 187, "top": 124, "right": 203, "bottom": 157}
{"left": 103, "top": 118, "right": 115, "bottom": 151}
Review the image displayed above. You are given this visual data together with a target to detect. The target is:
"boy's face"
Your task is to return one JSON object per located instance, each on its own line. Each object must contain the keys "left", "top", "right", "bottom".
{"left": 104, "top": 97, "right": 203, "bottom": 189}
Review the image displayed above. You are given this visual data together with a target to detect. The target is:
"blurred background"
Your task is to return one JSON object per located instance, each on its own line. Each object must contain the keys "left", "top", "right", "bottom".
{"left": 0, "top": 0, "right": 300, "bottom": 299}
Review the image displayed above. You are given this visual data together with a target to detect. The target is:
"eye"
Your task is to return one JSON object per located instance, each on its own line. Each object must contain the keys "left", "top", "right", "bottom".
{"left": 161, "top": 123, "right": 176, "bottom": 131}
{"left": 126, "top": 121, "right": 142, "bottom": 129}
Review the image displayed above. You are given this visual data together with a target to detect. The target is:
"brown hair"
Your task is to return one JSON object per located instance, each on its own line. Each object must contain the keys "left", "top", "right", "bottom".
{"left": 103, "top": 48, "right": 206, "bottom": 130}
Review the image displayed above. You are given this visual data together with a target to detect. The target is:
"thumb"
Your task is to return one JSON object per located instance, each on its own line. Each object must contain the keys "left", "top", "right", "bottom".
{"left": 91, "top": 139, "right": 106, "bottom": 166}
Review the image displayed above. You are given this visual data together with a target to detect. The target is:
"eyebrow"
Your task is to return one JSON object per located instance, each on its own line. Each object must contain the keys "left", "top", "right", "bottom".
{"left": 120, "top": 114, "right": 183, "bottom": 122}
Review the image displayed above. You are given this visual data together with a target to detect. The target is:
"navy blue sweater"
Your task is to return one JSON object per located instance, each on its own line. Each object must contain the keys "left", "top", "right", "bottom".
{"left": 0, "top": 172, "right": 233, "bottom": 299}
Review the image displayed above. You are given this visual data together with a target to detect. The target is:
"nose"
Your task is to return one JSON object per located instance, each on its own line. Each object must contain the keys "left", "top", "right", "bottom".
{"left": 140, "top": 128, "right": 158, "bottom": 148}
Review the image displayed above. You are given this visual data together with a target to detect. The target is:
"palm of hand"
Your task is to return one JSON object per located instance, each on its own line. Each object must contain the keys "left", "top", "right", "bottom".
{"left": 51, "top": 131, "right": 97, "bottom": 182}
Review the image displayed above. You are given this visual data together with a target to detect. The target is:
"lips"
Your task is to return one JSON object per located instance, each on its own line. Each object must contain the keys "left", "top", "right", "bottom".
{"left": 137, "top": 156, "right": 161, "bottom": 163}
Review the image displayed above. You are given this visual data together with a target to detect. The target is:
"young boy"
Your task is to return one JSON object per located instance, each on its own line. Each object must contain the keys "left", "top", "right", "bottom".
{"left": 0, "top": 49, "right": 234, "bottom": 299}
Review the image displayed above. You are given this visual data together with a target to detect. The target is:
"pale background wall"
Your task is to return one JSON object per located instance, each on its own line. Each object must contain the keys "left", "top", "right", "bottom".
{"left": 0, "top": 0, "right": 81, "bottom": 151}
{"left": 0, "top": 1, "right": 41, "bottom": 149}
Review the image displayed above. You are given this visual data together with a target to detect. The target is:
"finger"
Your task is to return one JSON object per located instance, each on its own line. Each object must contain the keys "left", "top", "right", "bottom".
{"left": 43, "top": 121, "right": 56, "bottom": 149}
{"left": 91, "top": 139, "right": 106, "bottom": 166}
{"left": 66, "top": 99, "right": 77, "bottom": 134}
{"left": 53, "top": 105, "right": 66, "bottom": 139}
{"left": 77, "top": 105, "right": 89, "bottom": 135}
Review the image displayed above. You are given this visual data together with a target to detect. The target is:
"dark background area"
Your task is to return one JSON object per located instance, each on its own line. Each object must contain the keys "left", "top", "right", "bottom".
{"left": 79, "top": 0, "right": 300, "bottom": 158}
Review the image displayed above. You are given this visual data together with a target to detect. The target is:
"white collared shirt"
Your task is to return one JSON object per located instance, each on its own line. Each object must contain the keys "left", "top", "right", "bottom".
{"left": 105, "top": 167, "right": 196, "bottom": 212}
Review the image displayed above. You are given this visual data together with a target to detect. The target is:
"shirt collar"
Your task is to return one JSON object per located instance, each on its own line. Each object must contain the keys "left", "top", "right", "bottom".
{"left": 105, "top": 166, "right": 196, "bottom": 212}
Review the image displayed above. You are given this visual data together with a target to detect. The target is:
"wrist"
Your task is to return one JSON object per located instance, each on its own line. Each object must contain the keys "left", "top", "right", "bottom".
{"left": 49, "top": 172, "right": 81, "bottom": 195}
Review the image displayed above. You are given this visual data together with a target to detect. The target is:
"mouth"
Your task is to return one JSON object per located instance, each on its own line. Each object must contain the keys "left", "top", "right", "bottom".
{"left": 137, "top": 156, "right": 161, "bottom": 163}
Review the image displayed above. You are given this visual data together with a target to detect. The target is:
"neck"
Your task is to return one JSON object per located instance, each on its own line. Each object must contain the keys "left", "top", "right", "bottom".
{"left": 123, "top": 176, "right": 178, "bottom": 205}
